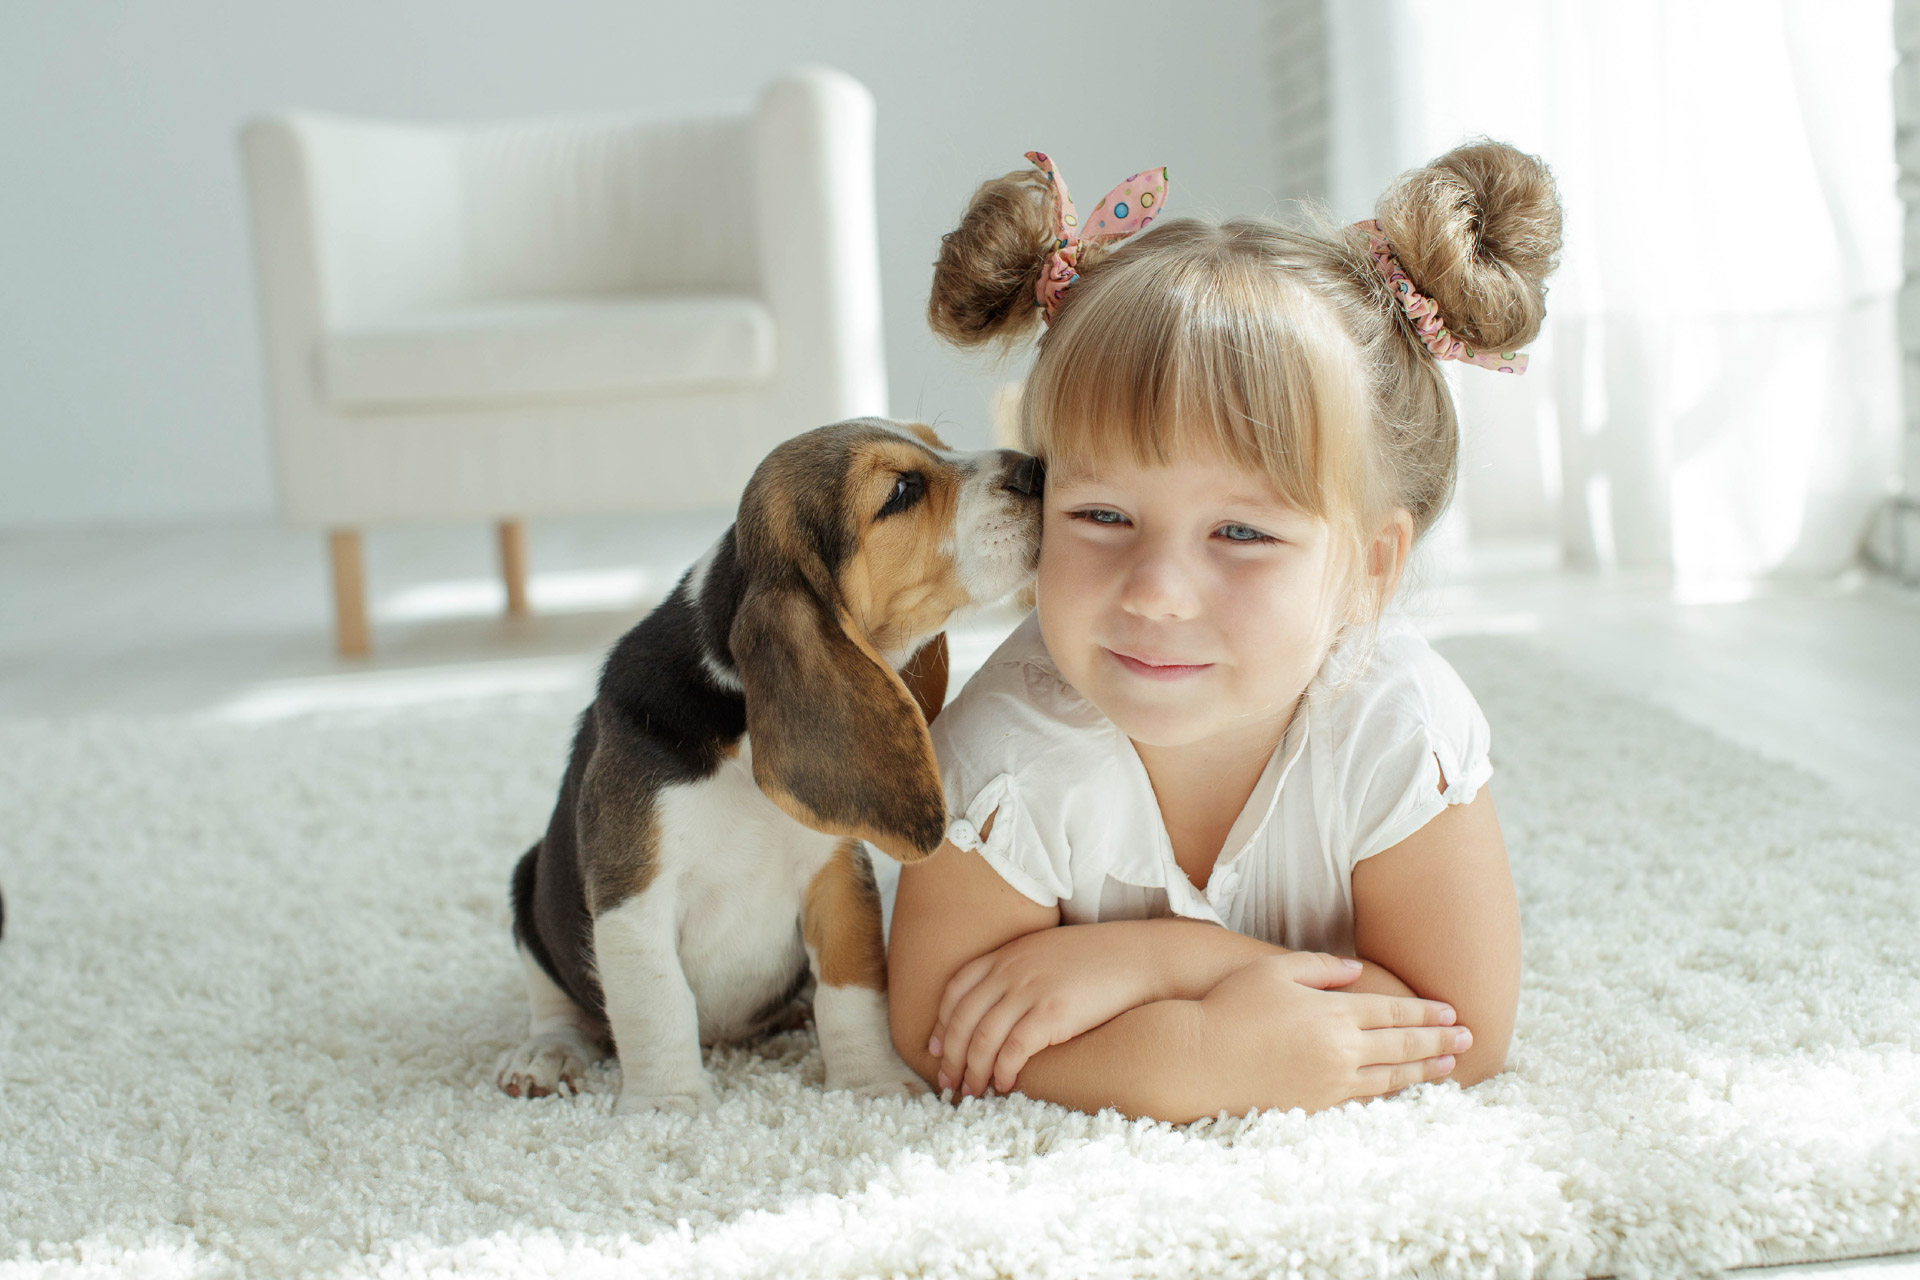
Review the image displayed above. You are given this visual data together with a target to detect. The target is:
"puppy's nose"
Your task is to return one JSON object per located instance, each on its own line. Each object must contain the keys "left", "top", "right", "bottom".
{"left": 1001, "top": 454, "right": 1045, "bottom": 498}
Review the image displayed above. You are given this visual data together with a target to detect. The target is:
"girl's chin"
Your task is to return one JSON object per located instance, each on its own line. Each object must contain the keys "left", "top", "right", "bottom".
{"left": 1093, "top": 694, "right": 1225, "bottom": 749}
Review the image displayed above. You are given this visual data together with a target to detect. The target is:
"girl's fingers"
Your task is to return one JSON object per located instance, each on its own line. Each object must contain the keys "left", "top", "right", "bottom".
{"left": 933, "top": 967, "right": 998, "bottom": 1090}
{"left": 940, "top": 982, "right": 1021, "bottom": 1090}
{"left": 934, "top": 956, "right": 993, "bottom": 1050}
{"left": 1283, "top": 951, "right": 1368, "bottom": 990}
{"left": 936, "top": 989, "right": 989, "bottom": 1089}
{"left": 1356, "top": 1024, "right": 1472, "bottom": 1067}
{"left": 1352, "top": 1053, "right": 1456, "bottom": 1098}
{"left": 1345, "top": 991, "right": 1457, "bottom": 1030}
{"left": 961, "top": 998, "right": 1029, "bottom": 1098}
{"left": 989, "top": 1014, "right": 1049, "bottom": 1094}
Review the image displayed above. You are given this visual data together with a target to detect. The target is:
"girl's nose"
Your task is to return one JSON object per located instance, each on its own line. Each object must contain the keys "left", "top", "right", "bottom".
{"left": 1119, "top": 541, "right": 1201, "bottom": 621}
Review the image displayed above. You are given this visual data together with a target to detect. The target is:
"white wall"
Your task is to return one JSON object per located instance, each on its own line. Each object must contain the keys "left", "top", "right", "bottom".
{"left": 1899, "top": 0, "right": 1920, "bottom": 496}
{"left": 0, "top": 1, "right": 1283, "bottom": 529}
{"left": 1315, "top": 0, "right": 1905, "bottom": 579}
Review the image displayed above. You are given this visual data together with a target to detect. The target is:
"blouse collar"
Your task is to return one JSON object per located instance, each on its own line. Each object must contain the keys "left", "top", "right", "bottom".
{"left": 1106, "top": 697, "right": 1312, "bottom": 919}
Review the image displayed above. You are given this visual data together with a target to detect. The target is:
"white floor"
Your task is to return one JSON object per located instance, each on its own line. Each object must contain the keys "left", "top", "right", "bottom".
{"left": 2, "top": 510, "right": 1917, "bottom": 1277}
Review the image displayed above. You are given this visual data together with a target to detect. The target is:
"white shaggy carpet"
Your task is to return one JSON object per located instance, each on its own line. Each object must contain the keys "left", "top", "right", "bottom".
{"left": 1, "top": 637, "right": 1917, "bottom": 1280}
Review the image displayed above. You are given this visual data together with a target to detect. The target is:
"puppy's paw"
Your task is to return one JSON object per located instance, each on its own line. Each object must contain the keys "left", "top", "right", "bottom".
{"left": 825, "top": 1049, "right": 932, "bottom": 1099}
{"left": 495, "top": 1033, "right": 593, "bottom": 1099}
{"left": 615, "top": 1083, "right": 721, "bottom": 1117}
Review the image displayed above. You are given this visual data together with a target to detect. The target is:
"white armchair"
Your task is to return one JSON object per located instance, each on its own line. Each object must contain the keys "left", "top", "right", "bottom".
{"left": 239, "top": 67, "right": 886, "bottom": 654}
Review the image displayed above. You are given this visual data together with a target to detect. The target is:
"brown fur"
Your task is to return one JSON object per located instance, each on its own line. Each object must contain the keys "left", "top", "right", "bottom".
{"left": 729, "top": 427, "right": 990, "bottom": 862}
{"left": 898, "top": 633, "right": 950, "bottom": 726}
{"left": 839, "top": 454, "right": 972, "bottom": 660}
{"left": 502, "top": 419, "right": 1040, "bottom": 1105}
{"left": 802, "top": 840, "right": 889, "bottom": 990}
{"left": 731, "top": 582, "right": 946, "bottom": 862}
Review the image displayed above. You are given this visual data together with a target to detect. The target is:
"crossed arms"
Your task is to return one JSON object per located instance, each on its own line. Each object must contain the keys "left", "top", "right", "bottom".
{"left": 885, "top": 787, "right": 1520, "bottom": 1124}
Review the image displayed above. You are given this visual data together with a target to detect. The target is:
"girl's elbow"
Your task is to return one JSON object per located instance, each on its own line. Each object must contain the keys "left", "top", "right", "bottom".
{"left": 885, "top": 988, "right": 940, "bottom": 1086}
{"left": 1449, "top": 1033, "right": 1512, "bottom": 1088}
{"left": 892, "top": 1034, "right": 941, "bottom": 1090}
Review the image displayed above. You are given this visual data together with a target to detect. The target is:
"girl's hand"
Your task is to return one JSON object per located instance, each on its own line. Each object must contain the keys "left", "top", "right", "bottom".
{"left": 929, "top": 925, "right": 1161, "bottom": 1098}
{"left": 1199, "top": 952, "right": 1468, "bottom": 1112}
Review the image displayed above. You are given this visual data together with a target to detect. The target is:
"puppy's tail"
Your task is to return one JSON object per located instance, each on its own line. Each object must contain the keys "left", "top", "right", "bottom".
{"left": 510, "top": 842, "right": 541, "bottom": 949}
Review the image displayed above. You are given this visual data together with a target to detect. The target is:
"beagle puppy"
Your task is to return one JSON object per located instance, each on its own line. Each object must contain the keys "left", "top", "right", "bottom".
{"left": 496, "top": 418, "right": 1042, "bottom": 1114}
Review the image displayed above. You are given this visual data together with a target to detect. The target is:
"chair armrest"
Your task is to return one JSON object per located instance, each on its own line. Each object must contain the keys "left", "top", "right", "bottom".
{"left": 238, "top": 114, "right": 334, "bottom": 471}
{"left": 751, "top": 67, "right": 888, "bottom": 423}
{"left": 243, "top": 114, "right": 466, "bottom": 331}
{"left": 238, "top": 115, "right": 466, "bottom": 520}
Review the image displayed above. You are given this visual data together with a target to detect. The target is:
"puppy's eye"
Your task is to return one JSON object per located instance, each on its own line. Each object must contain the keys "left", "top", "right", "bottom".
{"left": 878, "top": 470, "right": 925, "bottom": 519}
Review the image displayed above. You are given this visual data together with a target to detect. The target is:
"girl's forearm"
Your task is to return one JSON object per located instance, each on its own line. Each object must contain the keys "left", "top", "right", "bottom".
{"left": 1342, "top": 958, "right": 1421, "bottom": 999}
{"left": 995, "top": 996, "right": 1227, "bottom": 1123}
{"left": 971, "top": 929, "right": 1430, "bottom": 1123}
{"left": 1117, "top": 918, "right": 1422, "bottom": 1003}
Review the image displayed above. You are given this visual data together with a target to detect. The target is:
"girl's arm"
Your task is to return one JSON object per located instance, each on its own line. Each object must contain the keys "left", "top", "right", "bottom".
{"left": 913, "top": 787, "right": 1512, "bottom": 1100}
{"left": 926, "top": 916, "right": 1425, "bottom": 1094}
{"left": 1005, "top": 950, "right": 1459, "bottom": 1122}
{"left": 887, "top": 824, "right": 1061, "bottom": 1085}
{"left": 1350, "top": 781, "right": 1520, "bottom": 1085}
{"left": 889, "top": 824, "right": 1461, "bottom": 1119}
{"left": 1118, "top": 917, "right": 1424, "bottom": 1001}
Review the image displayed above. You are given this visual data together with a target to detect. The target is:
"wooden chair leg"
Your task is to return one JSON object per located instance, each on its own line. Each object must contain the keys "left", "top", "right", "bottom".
{"left": 328, "top": 529, "right": 370, "bottom": 657}
{"left": 498, "top": 518, "right": 530, "bottom": 617}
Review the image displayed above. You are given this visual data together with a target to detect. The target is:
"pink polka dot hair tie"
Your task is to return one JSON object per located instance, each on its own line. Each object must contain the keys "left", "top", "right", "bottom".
{"left": 1025, "top": 151, "right": 1169, "bottom": 324}
{"left": 1355, "top": 218, "right": 1529, "bottom": 374}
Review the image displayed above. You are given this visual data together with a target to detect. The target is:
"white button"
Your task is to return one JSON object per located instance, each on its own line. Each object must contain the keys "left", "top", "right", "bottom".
{"left": 948, "top": 819, "right": 979, "bottom": 847}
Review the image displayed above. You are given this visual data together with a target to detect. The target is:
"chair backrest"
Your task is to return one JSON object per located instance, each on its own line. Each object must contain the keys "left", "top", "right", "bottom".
{"left": 455, "top": 111, "right": 759, "bottom": 301}
{"left": 289, "top": 108, "right": 760, "bottom": 327}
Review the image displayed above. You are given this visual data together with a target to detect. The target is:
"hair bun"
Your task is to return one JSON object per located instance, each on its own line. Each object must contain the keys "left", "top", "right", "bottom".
{"left": 927, "top": 169, "right": 1055, "bottom": 349}
{"left": 1374, "top": 139, "right": 1563, "bottom": 354}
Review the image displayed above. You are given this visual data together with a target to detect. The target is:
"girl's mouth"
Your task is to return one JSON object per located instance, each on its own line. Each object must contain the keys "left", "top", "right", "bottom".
{"left": 1106, "top": 648, "right": 1213, "bottom": 680}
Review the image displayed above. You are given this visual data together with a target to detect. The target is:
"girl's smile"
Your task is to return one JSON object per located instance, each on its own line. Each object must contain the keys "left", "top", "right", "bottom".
{"left": 1036, "top": 448, "right": 1348, "bottom": 754}
{"left": 1106, "top": 648, "right": 1213, "bottom": 679}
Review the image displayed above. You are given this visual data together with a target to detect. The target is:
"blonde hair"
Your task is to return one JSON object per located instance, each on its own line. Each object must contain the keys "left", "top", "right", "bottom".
{"left": 928, "top": 139, "right": 1564, "bottom": 625}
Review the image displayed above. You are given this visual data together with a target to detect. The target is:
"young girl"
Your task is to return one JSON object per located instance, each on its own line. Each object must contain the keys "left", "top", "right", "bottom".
{"left": 886, "top": 141, "right": 1563, "bottom": 1124}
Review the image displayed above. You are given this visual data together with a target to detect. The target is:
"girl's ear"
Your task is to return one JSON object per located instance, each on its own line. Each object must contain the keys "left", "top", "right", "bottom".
{"left": 730, "top": 579, "right": 948, "bottom": 864}
{"left": 1355, "top": 508, "right": 1416, "bottom": 621}
{"left": 1370, "top": 508, "right": 1415, "bottom": 583}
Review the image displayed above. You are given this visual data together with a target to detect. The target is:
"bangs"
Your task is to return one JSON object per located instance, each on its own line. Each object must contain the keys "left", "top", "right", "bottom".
{"left": 1021, "top": 220, "right": 1374, "bottom": 522}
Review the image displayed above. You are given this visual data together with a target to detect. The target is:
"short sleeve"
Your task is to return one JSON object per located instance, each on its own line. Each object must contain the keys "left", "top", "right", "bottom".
{"left": 1319, "top": 627, "right": 1493, "bottom": 868}
{"left": 927, "top": 639, "right": 1084, "bottom": 909}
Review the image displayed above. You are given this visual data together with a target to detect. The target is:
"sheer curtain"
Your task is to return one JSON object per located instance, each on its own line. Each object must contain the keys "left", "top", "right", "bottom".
{"left": 1321, "top": 0, "right": 1904, "bottom": 587}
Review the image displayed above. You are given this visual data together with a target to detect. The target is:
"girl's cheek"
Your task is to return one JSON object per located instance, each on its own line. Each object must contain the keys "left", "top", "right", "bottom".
{"left": 1223, "top": 557, "right": 1335, "bottom": 642}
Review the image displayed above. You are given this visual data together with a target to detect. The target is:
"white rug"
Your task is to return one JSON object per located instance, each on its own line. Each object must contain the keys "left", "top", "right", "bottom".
{"left": 1, "top": 638, "right": 1917, "bottom": 1280}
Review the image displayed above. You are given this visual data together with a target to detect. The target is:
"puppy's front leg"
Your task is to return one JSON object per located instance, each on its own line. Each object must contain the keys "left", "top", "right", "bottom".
{"left": 594, "top": 886, "right": 721, "bottom": 1116}
{"left": 804, "top": 841, "right": 929, "bottom": 1098}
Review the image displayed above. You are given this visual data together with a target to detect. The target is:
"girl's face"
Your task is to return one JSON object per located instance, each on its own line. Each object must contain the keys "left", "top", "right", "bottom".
{"left": 1036, "top": 448, "right": 1349, "bottom": 753}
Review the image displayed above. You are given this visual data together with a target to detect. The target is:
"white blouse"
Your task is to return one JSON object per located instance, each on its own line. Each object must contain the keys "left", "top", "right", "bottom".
{"left": 927, "top": 612, "right": 1493, "bottom": 957}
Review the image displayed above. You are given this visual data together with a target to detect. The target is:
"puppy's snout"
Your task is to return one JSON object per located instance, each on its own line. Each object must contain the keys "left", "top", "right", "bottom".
{"left": 1000, "top": 453, "right": 1044, "bottom": 499}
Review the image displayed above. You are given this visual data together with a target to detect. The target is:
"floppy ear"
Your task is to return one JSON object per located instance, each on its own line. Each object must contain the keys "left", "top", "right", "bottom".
{"left": 898, "top": 633, "right": 949, "bottom": 726}
{"left": 730, "top": 580, "right": 947, "bottom": 862}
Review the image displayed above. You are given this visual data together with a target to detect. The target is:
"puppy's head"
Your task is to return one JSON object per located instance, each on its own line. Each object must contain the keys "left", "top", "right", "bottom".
{"left": 728, "top": 418, "right": 1041, "bottom": 863}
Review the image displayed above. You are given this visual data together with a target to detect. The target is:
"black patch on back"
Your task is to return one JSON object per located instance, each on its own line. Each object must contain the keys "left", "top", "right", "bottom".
{"left": 514, "top": 534, "right": 755, "bottom": 1026}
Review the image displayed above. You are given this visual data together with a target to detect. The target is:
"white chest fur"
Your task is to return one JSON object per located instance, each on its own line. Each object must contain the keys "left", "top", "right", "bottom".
{"left": 647, "top": 737, "right": 842, "bottom": 1044}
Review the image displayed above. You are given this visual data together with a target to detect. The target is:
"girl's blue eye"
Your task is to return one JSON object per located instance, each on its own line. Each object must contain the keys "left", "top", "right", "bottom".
{"left": 1217, "top": 523, "right": 1278, "bottom": 544}
{"left": 1072, "top": 508, "right": 1128, "bottom": 525}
